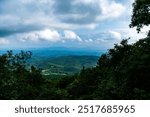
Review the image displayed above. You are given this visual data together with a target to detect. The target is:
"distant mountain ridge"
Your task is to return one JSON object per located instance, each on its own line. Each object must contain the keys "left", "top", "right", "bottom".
{"left": 0, "top": 47, "right": 104, "bottom": 57}
{"left": 31, "top": 47, "right": 103, "bottom": 57}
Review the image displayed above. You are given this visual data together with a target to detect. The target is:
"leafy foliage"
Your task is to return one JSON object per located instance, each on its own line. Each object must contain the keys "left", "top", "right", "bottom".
{"left": 62, "top": 37, "right": 150, "bottom": 99}
{"left": 0, "top": 51, "right": 44, "bottom": 99}
{"left": 130, "top": 0, "right": 150, "bottom": 33}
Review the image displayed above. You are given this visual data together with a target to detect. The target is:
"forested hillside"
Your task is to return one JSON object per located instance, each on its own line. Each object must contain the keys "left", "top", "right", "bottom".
{"left": 33, "top": 56, "right": 99, "bottom": 76}
{"left": 0, "top": 0, "right": 149, "bottom": 99}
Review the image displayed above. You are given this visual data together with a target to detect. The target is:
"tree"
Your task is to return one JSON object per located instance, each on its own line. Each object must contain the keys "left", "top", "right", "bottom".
{"left": 130, "top": 0, "right": 150, "bottom": 33}
{"left": 0, "top": 51, "right": 44, "bottom": 99}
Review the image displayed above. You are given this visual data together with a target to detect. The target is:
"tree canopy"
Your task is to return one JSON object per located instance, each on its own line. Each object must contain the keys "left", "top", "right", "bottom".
{"left": 130, "top": 0, "right": 150, "bottom": 33}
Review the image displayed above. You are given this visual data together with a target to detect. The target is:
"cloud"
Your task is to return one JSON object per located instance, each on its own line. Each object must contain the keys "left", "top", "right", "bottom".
{"left": 64, "top": 30, "right": 82, "bottom": 42}
{"left": 0, "top": 0, "right": 141, "bottom": 50}
{"left": 75, "top": 0, "right": 126, "bottom": 21}
{"left": 19, "top": 29, "right": 83, "bottom": 43}
{"left": 97, "top": 0, "right": 125, "bottom": 21}
{"left": 20, "top": 29, "right": 61, "bottom": 42}
{"left": 39, "top": 29, "right": 60, "bottom": 42}
{"left": 109, "top": 31, "right": 122, "bottom": 40}
{"left": 122, "top": 27, "right": 149, "bottom": 44}
{"left": 0, "top": 38, "right": 9, "bottom": 45}
{"left": 88, "top": 39, "right": 93, "bottom": 42}
{"left": 0, "top": 0, "right": 126, "bottom": 37}
{"left": 54, "top": 0, "right": 99, "bottom": 25}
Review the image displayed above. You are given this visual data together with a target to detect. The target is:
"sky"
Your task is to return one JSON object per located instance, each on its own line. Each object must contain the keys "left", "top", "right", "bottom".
{"left": 0, "top": 0, "right": 149, "bottom": 50}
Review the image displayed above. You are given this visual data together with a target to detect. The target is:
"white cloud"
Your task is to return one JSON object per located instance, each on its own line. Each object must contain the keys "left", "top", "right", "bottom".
{"left": 124, "top": 27, "right": 148, "bottom": 44}
{"left": 84, "top": 38, "right": 94, "bottom": 43}
{"left": 97, "top": 0, "right": 126, "bottom": 21}
{"left": 75, "top": 0, "right": 125, "bottom": 22}
{"left": 20, "top": 29, "right": 61, "bottom": 42}
{"left": 0, "top": 0, "right": 139, "bottom": 50}
{"left": 19, "top": 32, "right": 39, "bottom": 42}
{"left": 114, "top": 25, "right": 150, "bottom": 44}
{"left": 88, "top": 39, "right": 93, "bottom": 42}
{"left": 64, "top": 30, "right": 82, "bottom": 42}
{"left": 0, "top": 0, "right": 127, "bottom": 34}
{"left": 109, "top": 31, "right": 122, "bottom": 40}
{"left": 0, "top": 38, "right": 9, "bottom": 45}
{"left": 39, "top": 29, "right": 60, "bottom": 42}
{"left": 20, "top": 29, "right": 84, "bottom": 43}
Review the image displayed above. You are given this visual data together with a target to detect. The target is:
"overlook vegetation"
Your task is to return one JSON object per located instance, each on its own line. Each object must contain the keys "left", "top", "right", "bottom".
{"left": 0, "top": 0, "right": 150, "bottom": 99}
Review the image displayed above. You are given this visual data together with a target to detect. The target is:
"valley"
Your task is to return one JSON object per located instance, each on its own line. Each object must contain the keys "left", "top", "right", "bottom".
{"left": 31, "top": 55, "right": 99, "bottom": 78}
